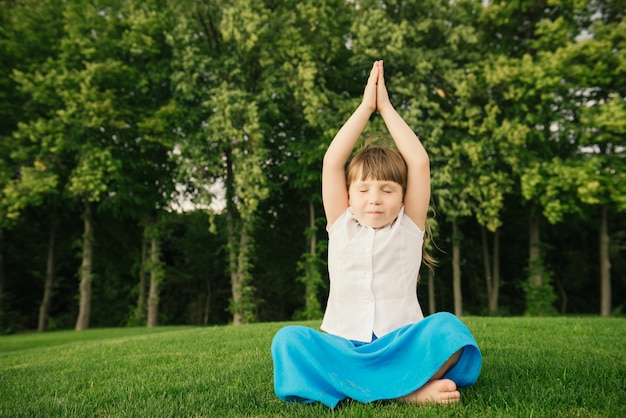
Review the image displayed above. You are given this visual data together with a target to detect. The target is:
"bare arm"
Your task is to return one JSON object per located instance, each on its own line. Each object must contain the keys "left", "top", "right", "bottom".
{"left": 376, "top": 61, "right": 431, "bottom": 229}
{"left": 322, "top": 62, "right": 379, "bottom": 229}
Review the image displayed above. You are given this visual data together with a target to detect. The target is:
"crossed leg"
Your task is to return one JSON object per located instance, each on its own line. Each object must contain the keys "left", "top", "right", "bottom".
{"left": 397, "top": 349, "right": 463, "bottom": 405}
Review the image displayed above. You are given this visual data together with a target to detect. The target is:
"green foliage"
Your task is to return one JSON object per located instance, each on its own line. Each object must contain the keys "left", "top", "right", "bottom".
{"left": 294, "top": 250, "right": 326, "bottom": 321}
{"left": 68, "top": 148, "right": 120, "bottom": 202}
{"left": 521, "top": 159, "right": 592, "bottom": 224}
{"left": 229, "top": 280, "right": 258, "bottom": 324}
{"left": 522, "top": 275, "right": 559, "bottom": 317}
{"left": 1, "top": 0, "right": 625, "bottom": 330}
{"left": 3, "top": 166, "right": 57, "bottom": 222}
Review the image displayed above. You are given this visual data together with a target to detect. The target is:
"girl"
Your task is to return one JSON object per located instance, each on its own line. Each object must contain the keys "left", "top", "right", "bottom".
{"left": 271, "top": 61, "right": 482, "bottom": 408}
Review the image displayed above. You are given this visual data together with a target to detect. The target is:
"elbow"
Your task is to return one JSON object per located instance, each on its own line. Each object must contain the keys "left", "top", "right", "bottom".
{"left": 411, "top": 153, "right": 429, "bottom": 171}
{"left": 323, "top": 151, "right": 344, "bottom": 171}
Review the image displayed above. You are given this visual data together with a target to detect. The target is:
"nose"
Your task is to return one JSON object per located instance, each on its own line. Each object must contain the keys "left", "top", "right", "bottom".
{"left": 369, "top": 191, "right": 382, "bottom": 204}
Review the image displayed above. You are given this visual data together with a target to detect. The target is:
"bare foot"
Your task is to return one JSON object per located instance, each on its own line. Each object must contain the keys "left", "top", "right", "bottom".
{"left": 398, "top": 379, "right": 460, "bottom": 405}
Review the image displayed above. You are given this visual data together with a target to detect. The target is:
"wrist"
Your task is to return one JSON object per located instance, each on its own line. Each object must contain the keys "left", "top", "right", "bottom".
{"left": 358, "top": 102, "right": 376, "bottom": 115}
{"left": 377, "top": 103, "right": 395, "bottom": 117}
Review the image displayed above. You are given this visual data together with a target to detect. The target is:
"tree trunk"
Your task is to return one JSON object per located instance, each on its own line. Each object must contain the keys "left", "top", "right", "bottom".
{"left": 0, "top": 229, "right": 5, "bottom": 320}
{"left": 452, "top": 219, "right": 463, "bottom": 316}
{"left": 427, "top": 268, "right": 435, "bottom": 315}
{"left": 303, "top": 200, "right": 322, "bottom": 318}
{"left": 481, "top": 226, "right": 492, "bottom": 312}
{"left": 226, "top": 198, "right": 242, "bottom": 325}
{"left": 38, "top": 225, "right": 56, "bottom": 331}
{"left": 135, "top": 229, "right": 148, "bottom": 323}
{"left": 528, "top": 209, "right": 542, "bottom": 287}
{"left": 228, "top": 216, "right": 241, "bottom": 325}
{"left": 229, "top": 229, "right": 242, "bottom": 325}
{"left": 222, "top": 145, "right": 257, "bottom": 325}
{"left": 491, "top": 228, "right": 500, "bottom": 314}
{"left": 224, "top": 146, "right": 242, "bottom": 325}
{"left": 599, "top": 205, "right": 611, "bottom": 317}
{"left": 526, "top": 207, "right": 557, "bottom": 316}
{"left": 554, "top": 273, "right": 568, "bottom": 314}
{"left": 147, "top": 233, "right": 160, "bottom": 328}
{"left": 482, "top": 226, "right": 501, "bottom": 315}
{"left": 235, "top": 228, "right": 253, "bottom": 324}
{"left": 230, "top": 225, "right": 254, "bottom": 325}
{"left": 203, "top": 279, "right": 211, "bottom": 326}
{"left": 307, "top": 201, "right": 317, "bottom": 311}
{"left": 75, "top": 202, "right": 94, "bottom": 331}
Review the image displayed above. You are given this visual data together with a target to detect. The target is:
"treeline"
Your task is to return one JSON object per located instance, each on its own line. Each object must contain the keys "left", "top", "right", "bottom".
{"left": 1, "top": 0, "right": 624, "bottom": 333}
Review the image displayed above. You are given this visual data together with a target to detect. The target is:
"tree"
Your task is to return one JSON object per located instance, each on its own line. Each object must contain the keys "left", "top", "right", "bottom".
{"left": 14, "top": 0, "right": 177, "bottom": 330}
{"left": 560, "top": 2, "right": 626, "bottom": 315}
{"left": 270, "top": 0, "right": 353, "bottom": 320}
{"left": 113, "top": 0, "right": 179, "bottom": 327}
{"left": 0, "top": 0, "right": 65, "bottom": 331}
{"left": 168, "top": 0, "right": 272, "bottom": 324}
{"left": 1, "top": 0, "right": 624, "bottom": 330}
{"left": 475, "top": 0, "right": 592, "bottom": 315}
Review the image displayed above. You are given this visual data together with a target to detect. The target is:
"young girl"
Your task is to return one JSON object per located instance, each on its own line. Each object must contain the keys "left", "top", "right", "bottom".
{"left": 271, "top": 61, "right": 482, "bottom": 408}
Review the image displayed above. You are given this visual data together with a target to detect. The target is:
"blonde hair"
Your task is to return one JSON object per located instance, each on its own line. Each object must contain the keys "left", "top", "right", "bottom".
{"left": 346, "top": 145, "right": 408, "bottom": 194}
{"left": 346, "top": 141, "right": 437, "bottom": 277}
{"left": 421, "top": 212, "right": 438, "bottom": 279}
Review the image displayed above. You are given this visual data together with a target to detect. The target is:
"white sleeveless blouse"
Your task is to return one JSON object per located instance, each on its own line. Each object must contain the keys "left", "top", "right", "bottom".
{"left": 321, "top": 206, "right": 425, "bottom": 342}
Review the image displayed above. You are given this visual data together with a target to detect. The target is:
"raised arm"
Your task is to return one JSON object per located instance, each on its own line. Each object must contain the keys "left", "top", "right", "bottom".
{"left": 376, "top": 61, "right": 431, "bottom": 230}
{"left": 322, "top": 62, "right": 379, "bottom": 228}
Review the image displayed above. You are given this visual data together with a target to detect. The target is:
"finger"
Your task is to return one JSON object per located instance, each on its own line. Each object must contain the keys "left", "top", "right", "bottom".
{"left": 368, "top": 62, "right": 379, "bottom": 83}
{"left": 378, "top": 61, "right": 385, "bottom": 85}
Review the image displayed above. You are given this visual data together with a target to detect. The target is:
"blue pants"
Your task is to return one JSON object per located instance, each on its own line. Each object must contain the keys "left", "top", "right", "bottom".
{"left": 271, "top": 312, "right": 482, "bottom": 408}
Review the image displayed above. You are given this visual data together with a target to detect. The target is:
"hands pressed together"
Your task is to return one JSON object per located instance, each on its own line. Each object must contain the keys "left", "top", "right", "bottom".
{"left": 362, "top": 60, "right": 392, "bottom": 114}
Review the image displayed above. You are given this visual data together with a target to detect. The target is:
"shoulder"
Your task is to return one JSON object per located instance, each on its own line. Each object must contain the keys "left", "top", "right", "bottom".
{"left": 327, "top": 207, "right": 353, "bottom": 234}
{"left": 397, "top": 207, "right": 424, "bottom": 238}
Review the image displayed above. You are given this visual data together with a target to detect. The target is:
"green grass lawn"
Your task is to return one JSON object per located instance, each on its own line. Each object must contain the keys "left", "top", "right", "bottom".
{"left": 0, "top": 317, "right": 624, "bottom": 417}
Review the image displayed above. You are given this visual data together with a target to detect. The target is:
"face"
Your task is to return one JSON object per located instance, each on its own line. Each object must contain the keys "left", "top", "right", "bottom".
{"left": 348, "top": 175, "right": 404, "bottom": 229}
